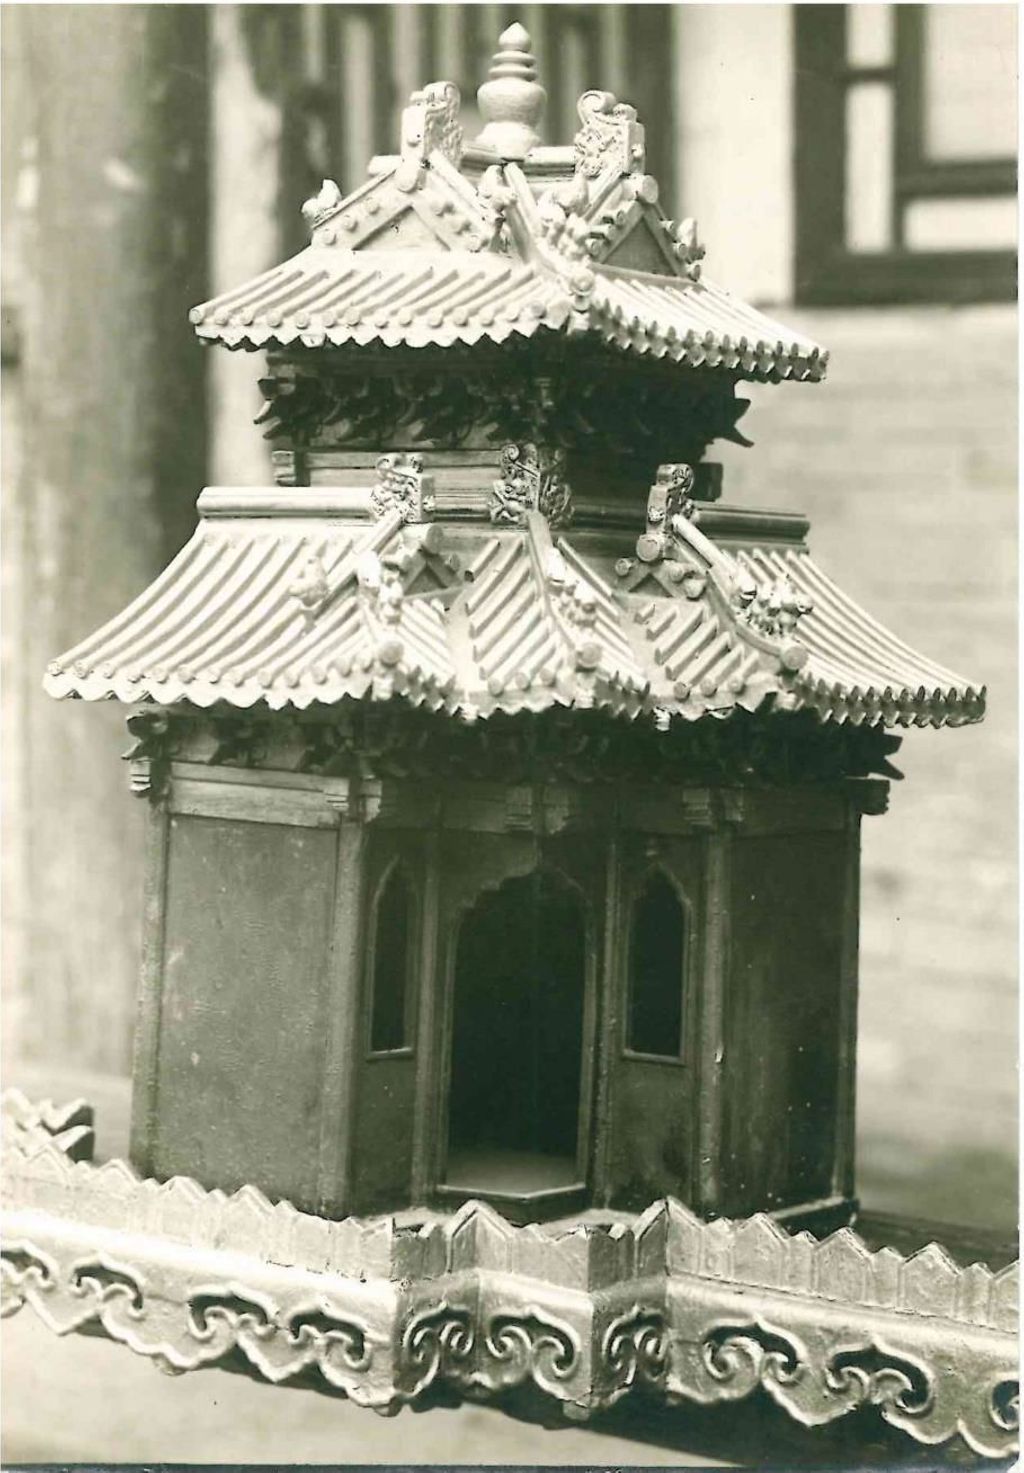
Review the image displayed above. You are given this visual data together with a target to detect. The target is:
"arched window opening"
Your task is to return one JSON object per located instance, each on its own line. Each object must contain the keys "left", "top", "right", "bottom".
{"left": 446, "top": 868, "right": 587, "bottom": 1196}
{"left": 626, "top": 870, "right": 686, "bottom": 1059}
{"left": 369, "top": 866, "right": 414, "bottom": 1054}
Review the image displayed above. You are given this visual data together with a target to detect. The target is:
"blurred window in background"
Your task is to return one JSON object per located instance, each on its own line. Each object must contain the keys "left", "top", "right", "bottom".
{"left": 795, "top": 3, "right": 1017, "bottom": 303}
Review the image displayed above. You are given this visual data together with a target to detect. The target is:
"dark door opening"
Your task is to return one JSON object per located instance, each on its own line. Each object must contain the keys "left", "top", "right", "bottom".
{"left": 445, "top": 868, "right": 587, "bottom": 1200}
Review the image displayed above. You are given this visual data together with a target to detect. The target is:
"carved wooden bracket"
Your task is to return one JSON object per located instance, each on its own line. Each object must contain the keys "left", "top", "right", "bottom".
{"left": 322, "top": 776, "right": 384, "bottom": 826}
{"left": 370, "top": 453, "right": 435, "bottom": 523}
{"left": 122, "top": 711, "right": 173, "bottom": 800}
{"left": 489, "top": 443, "right": 573, "bottom": 529}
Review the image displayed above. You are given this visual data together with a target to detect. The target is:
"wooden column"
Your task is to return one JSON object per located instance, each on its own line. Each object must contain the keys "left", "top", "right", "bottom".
{"left": 1, "top": 6, "right": 208, "bottom": 1077}
{"left": 209, "top": 5, "right": 281, "bottom": 488}
{"left": 695, "top": 821, "right": 731, "bottom": 1216}
{"left": 316, "top": 815, "right": 370, "bottom": 1218}
{"left": 834, "top": 801, "right": 863, "bottom": 1203}
{"left": 591, "top": 832, "right": 624, "bottom": 1206}
{"left": 410, "top": 827, "right": 442, "bottom": 1203}
{"left": 127, "top": 799, "right": 171, "bottom": 1174}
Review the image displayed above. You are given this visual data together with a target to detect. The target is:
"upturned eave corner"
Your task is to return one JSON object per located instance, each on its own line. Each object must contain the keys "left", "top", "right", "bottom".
{"left": 1, "top": 1094, "right": 1017, "bottom": 1457}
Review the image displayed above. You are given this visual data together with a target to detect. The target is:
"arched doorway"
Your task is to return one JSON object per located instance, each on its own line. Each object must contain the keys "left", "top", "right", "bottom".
{"left": 444, "top": 868, "right": 587, "bottom": 1199}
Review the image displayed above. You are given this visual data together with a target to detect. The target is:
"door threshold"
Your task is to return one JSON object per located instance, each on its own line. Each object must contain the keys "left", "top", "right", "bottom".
{"left": 434, "top": 1181, "right": 588, "bottom": 1224}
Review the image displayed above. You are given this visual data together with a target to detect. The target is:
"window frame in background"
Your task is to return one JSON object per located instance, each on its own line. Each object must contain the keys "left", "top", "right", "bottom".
{"left": 795, "top": 3, "right": 1017, "bottom": 305}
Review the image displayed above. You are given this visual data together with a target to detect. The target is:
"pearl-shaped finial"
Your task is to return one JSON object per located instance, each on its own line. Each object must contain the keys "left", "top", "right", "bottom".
{"left": 474, "top": 22, "right": 546, "bottom": 160}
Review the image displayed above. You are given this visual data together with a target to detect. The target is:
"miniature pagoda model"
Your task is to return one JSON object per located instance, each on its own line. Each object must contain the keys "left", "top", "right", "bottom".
{"left": 3, "top": 28, "right": 1016, "bottom": 1458}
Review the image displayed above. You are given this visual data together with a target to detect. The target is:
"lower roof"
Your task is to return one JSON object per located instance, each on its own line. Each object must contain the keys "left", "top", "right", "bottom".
{"left": 44, "top": 490, "right": 983, "bottom": 732}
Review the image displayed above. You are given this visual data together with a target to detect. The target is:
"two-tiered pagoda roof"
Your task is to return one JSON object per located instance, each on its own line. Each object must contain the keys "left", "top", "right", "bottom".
{"left": 45, "top": 24, "right": 982, "bottom": 733}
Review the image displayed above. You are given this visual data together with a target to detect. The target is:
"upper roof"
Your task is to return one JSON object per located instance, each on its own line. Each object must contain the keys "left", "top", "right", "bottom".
{"left": 190, "top": 24, "right": 827, "bottom": 385}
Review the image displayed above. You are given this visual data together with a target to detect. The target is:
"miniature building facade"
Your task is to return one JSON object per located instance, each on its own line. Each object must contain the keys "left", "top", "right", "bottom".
{"left": 45, "top": 26, "right": 982, "bottom": 1231}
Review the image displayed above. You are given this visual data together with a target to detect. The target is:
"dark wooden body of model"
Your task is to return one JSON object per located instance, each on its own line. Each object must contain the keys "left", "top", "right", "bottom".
{"left": 115, "top": 339, "right": 896, "bottom": 1231}
{"left": 129, "top": 713, "right": 883, "bottom": 1233}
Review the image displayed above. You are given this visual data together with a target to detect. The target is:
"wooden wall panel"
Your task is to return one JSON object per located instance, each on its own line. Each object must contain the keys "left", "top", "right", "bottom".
{"left": 606, "top": 1064, "right": 696, "bottom": 1211}
{"left": 605, "top": 836, "right": 705, "bottom": 1211}
{"left": 350, "top": 1058, "right": 417, "bottom": 1213}
{"left": 348, "top": 830, "right": 423, "bottom": 1213}
{"left": 151, "top": 814, "right": 337, "bottom": 1209}
{"left": 720, "top": 829, "right": 849, "bottom": 1217}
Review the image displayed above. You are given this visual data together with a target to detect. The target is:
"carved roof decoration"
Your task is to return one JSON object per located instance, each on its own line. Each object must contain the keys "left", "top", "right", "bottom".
{"left": 188, "top": 26, "right": 827, "bottom": 385}
{"left": 44, "top": 482, "right": 982, "bottom": 730}
{"left": 2, "top": 1094, "right": 1018, "bottom": 1457}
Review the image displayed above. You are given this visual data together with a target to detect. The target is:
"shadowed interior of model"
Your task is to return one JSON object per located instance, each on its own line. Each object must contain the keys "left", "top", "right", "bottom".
{"left": 445, "top": 869, "right": 586, "bottom": 1198}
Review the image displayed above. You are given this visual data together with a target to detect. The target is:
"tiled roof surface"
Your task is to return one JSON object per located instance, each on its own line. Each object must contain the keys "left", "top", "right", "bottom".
{"left": 44, "top": 491, "right": 982, "bottom": 729}
{"left": 191, "top": 248, "right": 824, "bottom": 383}
{"left": 189, "top": 58, "right": 827, "bottom": 383}
{"left": 191, "top": 250, "right": 573, "bottom": 351}
{"left": 591, "top": 273, "right": 824, "bottom": 379}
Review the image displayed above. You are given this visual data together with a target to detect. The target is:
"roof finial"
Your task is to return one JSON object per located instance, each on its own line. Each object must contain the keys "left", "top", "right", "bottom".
{"left": 474, "top": 22, "right": 546, "bottom": 161}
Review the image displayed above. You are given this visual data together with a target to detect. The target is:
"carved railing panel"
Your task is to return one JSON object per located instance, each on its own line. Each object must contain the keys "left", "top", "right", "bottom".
{"left": 1, "top": 1100, "right": 1017, "bottom": 1455}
